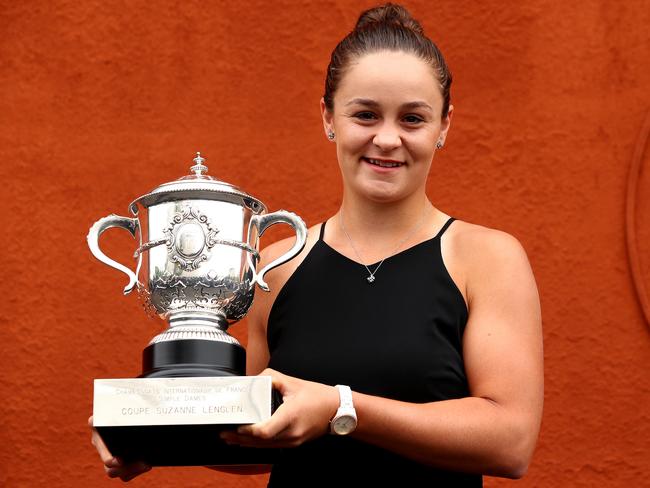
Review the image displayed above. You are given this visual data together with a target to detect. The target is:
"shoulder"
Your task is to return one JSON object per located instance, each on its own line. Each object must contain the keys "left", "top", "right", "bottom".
{"left": 445, "top": 220, "right": 534, "bottom": 302}
{"left": 449, "top": 220, "right": 528, "bottom": 262}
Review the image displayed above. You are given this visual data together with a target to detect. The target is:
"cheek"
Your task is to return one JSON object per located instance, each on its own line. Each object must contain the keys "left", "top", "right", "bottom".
{"left": 339, "top": 126, "right": 373, "bottom": 154}
{"left": 404, "top": 135, "right": 436, "bottom": 162}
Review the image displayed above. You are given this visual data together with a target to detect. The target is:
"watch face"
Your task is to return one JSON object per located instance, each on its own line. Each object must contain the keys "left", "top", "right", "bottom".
{"left": 333, "top": 415, "right": 357, "bottom": 435}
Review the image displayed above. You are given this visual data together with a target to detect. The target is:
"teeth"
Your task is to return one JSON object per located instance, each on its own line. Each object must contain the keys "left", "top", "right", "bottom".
{"left": 366, "top": 158, "right": 402, "bottom": 168}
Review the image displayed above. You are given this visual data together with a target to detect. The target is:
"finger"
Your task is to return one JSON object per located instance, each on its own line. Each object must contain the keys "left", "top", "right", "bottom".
{"left": 221, "top": 431, "right": 294, "bottom": 449}
{"left": 120, "top": 462, "right": 152, "bottom": 481}
{"left": 260, "top": 368, "right": 285, "bottom": 393}
{"left": 91, "top": 428, "right": 120, "bottom": 467}
{"left": 236, "top": 403, "right": 292, "bottom": 439}
{"left": 259, "top": 367, "right": 277, "bottom": 377}
{"left": 222, "top": 420, "right": 291, "bottom": 443}
{"left": 259, "top": 368, "right": 287, "bottom": 394}
{"left": 91, "top": 434, "right": 119, "bottom": 467}
{"left": 105, "top": 461, "right": 151, "bottom": 480}
{"left": 105, "top": 466, "right": 121, "bottom": 478}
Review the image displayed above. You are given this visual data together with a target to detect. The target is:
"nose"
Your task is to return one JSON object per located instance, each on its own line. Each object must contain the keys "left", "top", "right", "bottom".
{"left": 372, "top": 123, "right": 402, "bottom": 151}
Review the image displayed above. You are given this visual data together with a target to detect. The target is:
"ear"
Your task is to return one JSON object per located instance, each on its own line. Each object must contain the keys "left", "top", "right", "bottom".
{"left": 320, "top": 98, "right": 335, "bottom": 138}
{"left": 438, "top": 104, "right": 453, "bottom": 145}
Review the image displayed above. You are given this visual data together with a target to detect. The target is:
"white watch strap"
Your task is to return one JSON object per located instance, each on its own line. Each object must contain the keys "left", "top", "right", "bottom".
{"left": 335, "top": 385, "right": 354, "bottom": 410}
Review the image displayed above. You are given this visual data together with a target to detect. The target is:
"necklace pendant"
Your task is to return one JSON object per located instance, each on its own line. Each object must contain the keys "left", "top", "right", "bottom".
{"left": 367, "top": 275, "right": 376, "bottom": 283}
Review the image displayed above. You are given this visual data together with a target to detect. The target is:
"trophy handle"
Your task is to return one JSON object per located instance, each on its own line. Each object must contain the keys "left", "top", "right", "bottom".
{"left": 250, "top": 210, "right": 307, "bottom": 292}
{"left": 87, "top": 214, "right": 141, "bottom": 295}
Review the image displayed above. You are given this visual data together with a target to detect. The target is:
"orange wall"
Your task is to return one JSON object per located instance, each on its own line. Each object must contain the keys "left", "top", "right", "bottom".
{"left": 1, "top": 1, "right": 648, "bottom": 486}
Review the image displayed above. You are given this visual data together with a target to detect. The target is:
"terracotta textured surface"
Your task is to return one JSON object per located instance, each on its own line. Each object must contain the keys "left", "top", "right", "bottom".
{"left": 1, "top": 1, "right": 648, "bottom": 486}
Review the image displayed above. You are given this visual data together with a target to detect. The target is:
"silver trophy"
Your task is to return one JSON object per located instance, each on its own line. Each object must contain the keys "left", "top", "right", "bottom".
{"left": 87, "top": 153, "right": 307, "bottom": 465}
{"left": 88, "top": 152, "right": 306, "bottom": 377}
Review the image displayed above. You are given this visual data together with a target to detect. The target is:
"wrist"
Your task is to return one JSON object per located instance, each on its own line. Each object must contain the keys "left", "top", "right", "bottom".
{"left": 329, "top": 385, "right": 358, "bottom": 435}
{"left": 327, "top": 385, "right": 339, "bottom": 417}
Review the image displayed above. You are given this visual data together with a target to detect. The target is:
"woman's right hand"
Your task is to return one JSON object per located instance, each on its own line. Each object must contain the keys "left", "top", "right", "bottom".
{"left": 89, "top": 416, "right": 152, "bottom": 482}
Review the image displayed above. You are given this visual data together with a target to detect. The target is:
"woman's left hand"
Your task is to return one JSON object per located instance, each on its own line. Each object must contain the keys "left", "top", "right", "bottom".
{"left": 220, "top": 368, "right": 339, "bottom": 448}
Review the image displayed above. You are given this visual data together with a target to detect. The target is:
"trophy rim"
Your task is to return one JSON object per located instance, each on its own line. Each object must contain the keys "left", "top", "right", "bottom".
{"left": 130, "top": 187, "right": 266, "bottom": 215}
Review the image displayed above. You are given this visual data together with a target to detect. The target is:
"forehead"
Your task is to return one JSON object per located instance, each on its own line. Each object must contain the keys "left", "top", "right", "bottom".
{"left": 335, "top": 51, "right": 442, "bottom": 110}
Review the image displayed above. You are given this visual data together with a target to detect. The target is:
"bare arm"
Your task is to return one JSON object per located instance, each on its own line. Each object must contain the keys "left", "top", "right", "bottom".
{"left": 224, "top": 227, "right": 543, "bottom": 479}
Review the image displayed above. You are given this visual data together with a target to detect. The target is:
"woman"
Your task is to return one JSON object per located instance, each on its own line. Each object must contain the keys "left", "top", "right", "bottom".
{"left": 92, "top": 4, "right": 543, "bottom": 485}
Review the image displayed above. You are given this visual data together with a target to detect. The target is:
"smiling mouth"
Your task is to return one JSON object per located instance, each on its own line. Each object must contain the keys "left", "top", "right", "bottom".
{"left": 362, "top": 157, "right": 405, "bottom": 168}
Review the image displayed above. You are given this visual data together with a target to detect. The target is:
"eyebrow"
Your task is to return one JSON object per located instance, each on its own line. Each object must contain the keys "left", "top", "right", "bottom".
{"left": 344, "top": 98, "right": 434, "bottom": 112}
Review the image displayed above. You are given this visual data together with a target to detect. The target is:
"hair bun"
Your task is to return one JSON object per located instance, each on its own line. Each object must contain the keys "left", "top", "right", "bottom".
{"left": 355, "top": 3, "right": 424, "bottom": 35}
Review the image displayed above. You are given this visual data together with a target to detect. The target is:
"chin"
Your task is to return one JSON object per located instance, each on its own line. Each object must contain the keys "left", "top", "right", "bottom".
{"left": 363, "top": 176, "right": 422, "bottom": 199}
{"left": 361, "top": 186, "right": 408, "bottom": 204}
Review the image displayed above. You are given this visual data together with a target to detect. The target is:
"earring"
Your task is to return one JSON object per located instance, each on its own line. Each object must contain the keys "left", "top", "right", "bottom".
{"left": 436, "top": 140, "right": 444, "bottom": 149}
{"left": 327, "top": 131, "right": 335, "bottom": 140}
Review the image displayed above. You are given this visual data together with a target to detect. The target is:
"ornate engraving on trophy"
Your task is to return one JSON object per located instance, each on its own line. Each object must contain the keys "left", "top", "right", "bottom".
{"left": 165, "top": 206, "right": 219, "bottom": 271}
{"left": 193, "top": 280, "right": 225, "bottom": 308}
{"left": 176, "top": 223, "right": 205, "bottom": 258}
{"left": 222, "top": 279, "right": 255, "bottom": 320}
{"left": 154, "top": 277, "right": 188, "bottom": 310}
{"left": 137, "top": 283, "right": 158, "bottom": 318}
{"left": 142, "top": 270, "right": 255, "bottom": 320}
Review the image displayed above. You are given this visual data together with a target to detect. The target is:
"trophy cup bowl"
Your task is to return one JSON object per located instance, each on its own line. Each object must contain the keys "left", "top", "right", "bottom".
{"left": 87, "top": 153, "right": 307, "bottom": 465}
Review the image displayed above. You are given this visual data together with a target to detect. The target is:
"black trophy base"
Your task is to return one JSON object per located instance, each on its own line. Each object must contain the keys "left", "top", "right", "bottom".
{"left": 96, "top": 424, "right": 281, "bottom": 466}
{"left": 142, "top": 338, "right": 246, "bottom": 378}
{"left": 96, "top": 339, "right": 282, "bottom": 466}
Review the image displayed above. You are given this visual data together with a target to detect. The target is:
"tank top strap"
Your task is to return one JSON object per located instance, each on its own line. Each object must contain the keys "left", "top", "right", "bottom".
{"left": 434, "top": 217, "right": 456, "bottom": 240}
{"left": 319, "top": 220, "right": 327, "bottom": 241}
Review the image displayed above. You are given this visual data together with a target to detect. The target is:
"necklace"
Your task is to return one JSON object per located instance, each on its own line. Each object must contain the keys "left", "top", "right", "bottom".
{"left": 339, "top": 205, "right": 429, "bottom": 284}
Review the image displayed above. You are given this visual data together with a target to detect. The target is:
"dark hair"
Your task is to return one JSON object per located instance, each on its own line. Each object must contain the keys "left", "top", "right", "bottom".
{"left": 323, "top": 3, "right": 452, "bottom": 118}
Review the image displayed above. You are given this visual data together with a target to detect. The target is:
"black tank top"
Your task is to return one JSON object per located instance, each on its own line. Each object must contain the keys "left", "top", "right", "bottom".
{"left": 266, "top": 218, "right": 481, "bottom": 486}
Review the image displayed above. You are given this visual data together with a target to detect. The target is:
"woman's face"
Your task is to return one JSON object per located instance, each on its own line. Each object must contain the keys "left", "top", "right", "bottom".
{"left": 322, "top": 50, "right": 452, "bottom": 203}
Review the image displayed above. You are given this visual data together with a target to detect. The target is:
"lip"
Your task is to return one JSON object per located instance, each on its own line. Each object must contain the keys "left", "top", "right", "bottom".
{"left": 361, "top": 156, "right": 406, "bottom": 171}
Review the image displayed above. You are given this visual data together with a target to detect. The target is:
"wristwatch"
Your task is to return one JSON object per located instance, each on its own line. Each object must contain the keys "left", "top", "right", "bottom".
{"left": 330, "top": 385, "right": 358, "bottom": 435}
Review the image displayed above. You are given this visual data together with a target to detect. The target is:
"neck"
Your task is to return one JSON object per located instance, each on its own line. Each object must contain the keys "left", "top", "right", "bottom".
{"left": 335, "top": 190, "right": 435, "bottom": 249}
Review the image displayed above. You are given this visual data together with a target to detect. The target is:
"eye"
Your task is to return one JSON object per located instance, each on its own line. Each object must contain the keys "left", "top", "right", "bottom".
{"left": 353, "top": 111, "right": 377, "bottom": 121}
{"left": 403, "top": 114, "right": 425, "bottom": 124}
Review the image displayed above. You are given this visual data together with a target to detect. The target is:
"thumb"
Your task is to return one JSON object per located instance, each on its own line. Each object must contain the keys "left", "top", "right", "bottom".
{"left": 259, "top": 368, "right": 289, "bottom": 394}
